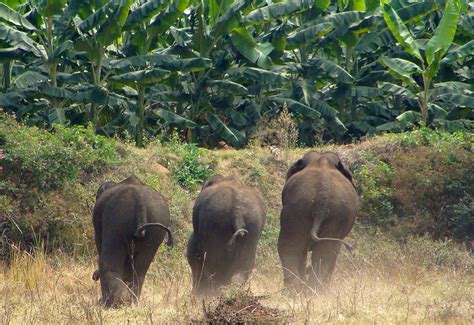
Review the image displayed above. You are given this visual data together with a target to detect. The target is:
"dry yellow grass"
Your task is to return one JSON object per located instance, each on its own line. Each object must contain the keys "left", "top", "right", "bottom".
{"left": 2, "top": 132, "right": 472, "bottom": 324}
{"left": 1, "top": 231, "right": 472, "bottom": 324}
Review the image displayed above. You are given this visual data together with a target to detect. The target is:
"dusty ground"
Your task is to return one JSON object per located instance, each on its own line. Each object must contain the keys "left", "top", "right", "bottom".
{"left": 1, "top": 230, "right": 472, "bottom": 324}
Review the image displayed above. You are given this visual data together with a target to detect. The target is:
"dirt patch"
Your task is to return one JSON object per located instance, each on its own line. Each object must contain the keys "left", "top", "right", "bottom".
{"left": 199, "top": 290, "right": 289, "bottom": 324}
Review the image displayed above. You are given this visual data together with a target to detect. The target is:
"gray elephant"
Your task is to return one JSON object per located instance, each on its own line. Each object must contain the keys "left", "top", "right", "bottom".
{"left": 278, "top": 151, "right": 359, "bottom": 292}
{"left": 187, "top": 175, "right": 266, "bottom": 296}
{"left": 92, "top": 175, "right": 173, "bottom": 307}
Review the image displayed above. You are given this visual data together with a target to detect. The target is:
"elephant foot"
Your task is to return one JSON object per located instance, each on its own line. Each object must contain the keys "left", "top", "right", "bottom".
{"left": 92, "top": 269, "right": 100, "bottom": 281}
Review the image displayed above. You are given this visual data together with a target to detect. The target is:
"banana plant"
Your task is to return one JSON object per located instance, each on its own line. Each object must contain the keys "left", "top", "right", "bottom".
{"left": 379, "top": 0, "right": 472, "bottom": 130}
{"left": 109, "top": 0, "right": 192, "bottom": 146}
{"left": 142, "top": 0, "right": 257, "bottom": 147}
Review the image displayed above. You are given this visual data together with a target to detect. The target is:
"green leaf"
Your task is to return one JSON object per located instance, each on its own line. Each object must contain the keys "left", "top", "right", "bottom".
{"left": 382, "top": 3, "right": 422, "bottom": 62}
{"left": 351, "top": 86, "right": 382, "bottom": 98}
{"left": 207, "top": 80, "right": 248, "bottom": 94}
{"left": 0, "top": 23, "right": 44, "bottom": 58}
{"left": 310, "top": 57, "right": 354, "bottom": 83}
{"left": 379, "top": 56, "right": 418, "bottom": 86}
{"left": 95, "top": 0, "right": 133, "bottom": 47}
{"left": 205, "top": 112, "right": 240, "bottom": 145}
{"left": 109, "top": 68, "right": 171, "bottom": 85}
{"left": 112, "top": 54, "right": 211, "bottom": 72}
{"left": 432, "top": 82, "right": 474, "bottom": 98}
{"left": 310, "top": 98, "right": 347, "bottom": 133}
{"left": 229, "top": 67, "right": 289, "bottom": 85}
{"left": 378, "top": 82, "right": 416, "bottom": 99}
{"left": 0, "top": 47, "right": 27, "bottom": 59}
{"left": 212, "top": 0, "right": 252, "bottom": 36}
{"left": 271, "top": 97, "right": 321, "bottom": 119}
{"left": 124, "top": 0, "right": 167, "bottom": 29}
{"left": 425, "top": 0, "right": 461, "bottom": 64}
{"left": 230, "top": 27, "right": 274, "bottom": 69}
{"left": 396, "top": 110, "right": 421, "bottom": 123}
{"left": 48, "top": 107, "right": 67, "bottom": 125}
{"left": 441, "top": 40, "right": 474, "bottom": 64}
{"left": 150, "top": 0, "right": 189, "bottom": 34}
{"left": 39, "top": 84, "right": 72, "bottom": 98}
{"left": 438, "top": 93, "right": 474, "bottom": 108}
{"left": 14, "top": 71, "right": 48, "bottom": 88}
{"left": 315, "top": 0, "right": 330, "bottom": 11}
{"left": 78, "top": 1, "right": 120, "bottom": 34}
{"left": 286, "top": 22, "right": 333, "bottom": 49}
{"left": 154, "top": 108, "right": 198, "bottom": 128}
{"left": 244, "top": 0, "right": 311, "bottom": 23}
{"left": 48, "top": 40, "right": 73, "bottom": 62}
{"left": 0, "top": 3, "right": 36, "bottom": 30}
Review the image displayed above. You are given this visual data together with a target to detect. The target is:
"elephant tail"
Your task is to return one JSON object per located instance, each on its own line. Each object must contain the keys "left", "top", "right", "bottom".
{"left": 134, "top": 223, "right": 174, "bottom": 248}
{"left": 310, "top": 218, "right": 353, "bottom": 253}
{"left": 226, "top": 229, "right": 248, "bottom": 251}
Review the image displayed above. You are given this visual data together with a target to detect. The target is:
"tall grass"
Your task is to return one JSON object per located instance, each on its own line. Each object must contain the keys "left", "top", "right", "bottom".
{"left": 1, "top": 228, "right": 472, "bottom": 324}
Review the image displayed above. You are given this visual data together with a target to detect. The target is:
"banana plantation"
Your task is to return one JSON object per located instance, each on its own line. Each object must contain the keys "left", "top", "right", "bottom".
{"left": 0, "top": 0, "right": 472, "bottom": 147}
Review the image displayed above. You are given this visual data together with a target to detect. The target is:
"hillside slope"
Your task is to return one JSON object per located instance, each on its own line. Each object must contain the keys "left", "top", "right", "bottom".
{"left": 0, "top": 116, "right": 473, "bottom": 323}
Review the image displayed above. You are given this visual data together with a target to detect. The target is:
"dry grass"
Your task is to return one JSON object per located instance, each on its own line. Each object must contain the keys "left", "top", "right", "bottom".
{"left": 1, "top": 231, "right": 472, "bottom": 324}
{"left": 2, "top": 131, "right": 473, "bottom": 324}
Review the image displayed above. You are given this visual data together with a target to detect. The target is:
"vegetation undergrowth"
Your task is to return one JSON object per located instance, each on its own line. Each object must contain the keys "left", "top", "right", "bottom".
{"left": 0, "top": 116, "right": 472, "bottom": 323}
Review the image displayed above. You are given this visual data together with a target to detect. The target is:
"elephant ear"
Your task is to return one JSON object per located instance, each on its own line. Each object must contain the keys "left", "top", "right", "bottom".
{"left": 122, "top": 174, "right": 143, "bottom": 185}
{"left": 286, "top": 158, "right": 306, "bottom": 181}
{"left": 201, "top": 175, "right": 224, "bottom": 190}
{"left": 336, "top": 159, "right": 356, "bottom": 190}
{"left": 96, "top": 181, "right": 116, "bottom": 200}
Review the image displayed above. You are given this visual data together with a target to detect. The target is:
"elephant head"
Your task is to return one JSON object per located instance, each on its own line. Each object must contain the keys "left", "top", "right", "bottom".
{"left": 286, "top": 151, "right": 355, "bottom": 190}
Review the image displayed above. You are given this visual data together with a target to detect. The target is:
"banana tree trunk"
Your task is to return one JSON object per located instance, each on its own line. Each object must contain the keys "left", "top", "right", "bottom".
{"left": 135, "top": 86, "right": 146, "bottom": 147}
{"left": 2, "top": 61, "right": 12, "bottom": 90}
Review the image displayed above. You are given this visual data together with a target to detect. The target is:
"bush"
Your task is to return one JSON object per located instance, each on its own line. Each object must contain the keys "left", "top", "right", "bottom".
{"left": 391, "top": 143, "right": 473, "bottom": 240}
{"left": 354, "top": 154, "right": 397, "bottom": 227}
{"left": 0, "top": 114, "right": 120, "bottom": 192}
{"left": 170, "top": 143, "right": 213, "bottom": 190}
{"left": 152, "top": 133, "right": 214, "bottom": 191}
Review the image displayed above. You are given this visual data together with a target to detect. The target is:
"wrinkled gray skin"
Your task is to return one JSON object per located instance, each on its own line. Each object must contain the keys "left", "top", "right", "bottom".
{"left": 187, "top": 175, "right": 266, "bottom": 296}
{"left": 92, "top": 175, "right": 173, "bottom": 307}
{"left": 278, "top": 152, "right": 359, "bottom": 292}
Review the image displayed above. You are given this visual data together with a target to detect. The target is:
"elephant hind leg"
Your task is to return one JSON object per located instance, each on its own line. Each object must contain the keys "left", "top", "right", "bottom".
{"left": 127, "top": 238, "right": 161, "bottom": 301}
{"left": 99, "top": 245, "right": 130, "bottom": 307}
{"left": 307, "top": 241, "right": 341, "bottom": 291}
{"left": 278, "top": 236, "right": 308, "bottom": 292}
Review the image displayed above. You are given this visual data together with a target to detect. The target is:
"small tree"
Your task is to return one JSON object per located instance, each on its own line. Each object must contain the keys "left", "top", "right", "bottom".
{"left": 379, "top": 0, "right": 473, "bottom": 130}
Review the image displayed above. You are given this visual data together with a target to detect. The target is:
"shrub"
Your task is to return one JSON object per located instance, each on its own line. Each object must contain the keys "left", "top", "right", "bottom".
{"left": 152, "top": 133, "right": 214, "bottom": 191}
{"left": 171, "top": 144, "right": 213, "bottom": 190}
{"left": 392, "top": 143, "right": 473, "bottom": 240}
{"left": 0, "top": 114, "right": 120, "bottom": 192}
{"left": 354, "top": 154, "right": 397, "bottom": 227}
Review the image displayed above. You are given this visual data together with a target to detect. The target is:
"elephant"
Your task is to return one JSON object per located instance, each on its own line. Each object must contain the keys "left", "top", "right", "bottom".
{"left": 278, "top": 151, "right": 359, "bottom": 292}
{"left": 92, "top": 175, "right": 173, "bottom": 307}
{"left": 187, "top": 175, "right": 266, "bottom": 296}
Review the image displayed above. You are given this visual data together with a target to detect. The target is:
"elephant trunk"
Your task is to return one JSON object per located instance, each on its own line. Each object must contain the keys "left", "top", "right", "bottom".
{"left": 226, "top": 229, "right": 248, "bottom": 251}
{"left": 134, "top": 223, "right": 174, "bottom": 247}
{"left": 310, "top": 219, "right": 353, "bottom": 252}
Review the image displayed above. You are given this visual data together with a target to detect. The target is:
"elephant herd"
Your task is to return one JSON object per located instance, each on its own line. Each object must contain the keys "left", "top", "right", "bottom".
{"left": 92, "top": 151, "right": 360, "bottom": 307}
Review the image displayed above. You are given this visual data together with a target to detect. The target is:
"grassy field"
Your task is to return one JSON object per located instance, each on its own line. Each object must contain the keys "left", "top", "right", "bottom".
{"left": 1, "top": 229, "right": 472, "bottom": 324}
{"left": 1, "top": 117, "right": 473, "bottom": 323}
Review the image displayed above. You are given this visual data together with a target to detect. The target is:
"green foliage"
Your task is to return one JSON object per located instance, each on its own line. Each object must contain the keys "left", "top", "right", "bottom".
{"left": 154, "top": 134, "right": 214, "bottom": 190}
{"left": 0, "top": 113, "right": 120, "bottom": 191}
{"left": 443, "top": 195, "right": 474, "bottom": 242}
{"left": 170, "top": 144, "right": 213, "bottom": 191}
{"left": 389, "top": 129, "right": 473, "bottom": 240}
{"left": 0, "top": 0, "right": 472, "bottom": 146}
{"left": 355, "top": 156, "right": 396, "bottom": 227}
